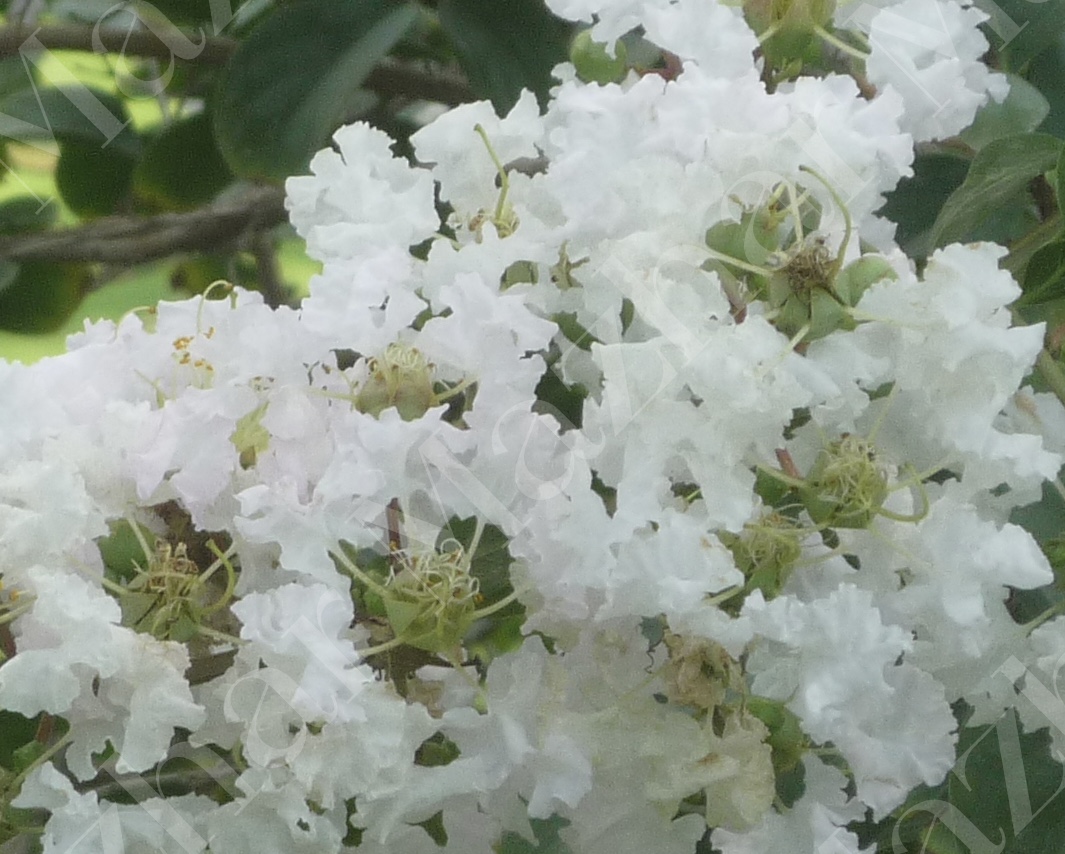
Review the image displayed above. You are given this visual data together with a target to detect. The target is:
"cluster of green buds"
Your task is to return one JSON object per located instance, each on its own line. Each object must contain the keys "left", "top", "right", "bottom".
{"left": 704, "top": 170, "right": 897, "bottom": 344}
{"left": 712, "top": 420, "right": 930, "bottom": 617}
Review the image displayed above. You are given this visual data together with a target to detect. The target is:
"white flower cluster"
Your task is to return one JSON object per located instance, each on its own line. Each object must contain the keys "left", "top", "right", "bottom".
{"left": 1, "top": 0, "right": 1060, "bottom": 852}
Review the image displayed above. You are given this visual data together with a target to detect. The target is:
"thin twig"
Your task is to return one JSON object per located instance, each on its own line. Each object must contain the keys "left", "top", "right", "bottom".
{"left": 0, "top": 25, "right": 476, "bottom": 105}
{"left": 0, "top": 183, "right": 287, "bottom": 265}
{"left": 0, "top": 23, "right": 238, "bottom": 64}
{"left": 250, "top": 231, "right": 287, "bottom": 308}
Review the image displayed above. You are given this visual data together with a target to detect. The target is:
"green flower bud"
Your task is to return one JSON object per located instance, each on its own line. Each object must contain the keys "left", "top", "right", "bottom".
{"left": 380, "top": 546, "right": 481, "bottom": 654}
{"left": 833, "top": 255, "right": 897, "bottom": 307}
{"left": 355, "top": 343, "right": 436, "bottom": 421}
{"left": 806, "top": 288, "right": 851, "bottom": 340}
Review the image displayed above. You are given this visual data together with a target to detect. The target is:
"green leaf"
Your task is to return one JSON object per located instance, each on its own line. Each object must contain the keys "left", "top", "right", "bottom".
{"left": 213, "top": 0, "right": 419, "bottom": 180}
{"left": 929, "top": 134, "right": 1061, "bottom": 249}
{"left": 0, "top": 711, "right": 39, "bottom": 772}
{"left": 0, "top": 261, "right": 88, "bottom": 334}
{"left": 935, "top": 712, "right": 1065, "bottom": 854}
{"left": 1018, "top": 239, "right": 1065, "bottom": 307}
{"left": 134, "top": 112, "right": 233, "bottom": 211}
{"left": 0, "top": 86, "right": 140, "bottom": 157}
{"left": 0, "top": 57, "right": 36, "bottom": 101}
{"left": 55, "top": 137, "right": 137, "bottom": 218}
{"left": 1057, "top": 137, "right": 1065, "bottom": 223}
{"left": 1029, "top": 38, "right": 1065, "bottom": 140}
{"left": 0, "top": 196, "right": 56, "bottom": 235}
{"left": 960, "top": 75, "right": 1050, "bottom": 152}
{"left": 437, "top": 0, "right": 572, "bottom": 112}
{"left": 977, "top": 0, "right": 1065, "bottom": 70}
{"left": 499, "top": 816, "right": 572, "bottom": 854}
{"left": 878, "top": 152, "right": 970, "bottom": 258}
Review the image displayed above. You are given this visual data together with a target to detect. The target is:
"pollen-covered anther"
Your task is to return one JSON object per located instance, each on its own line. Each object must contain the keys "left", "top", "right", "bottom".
{"left": 721, "top": 512, "right": 805, "bottom": 599}
{"left": 780, "top": 239, "right": 833, "bottom": 293}
{"left": 377, "top": 542, "right": 481, "bottom": 654}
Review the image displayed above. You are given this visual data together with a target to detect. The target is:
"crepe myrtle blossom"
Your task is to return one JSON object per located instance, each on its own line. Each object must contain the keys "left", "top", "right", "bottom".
{"left": 0, "top": 0, "right": 1061, "bottom": 851}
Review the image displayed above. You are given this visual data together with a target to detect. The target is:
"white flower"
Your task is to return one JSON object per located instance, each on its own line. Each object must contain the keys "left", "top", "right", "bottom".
{"left": 713, "top": 757, "right": 870, "bottom": 854}
{"left": 864, "top": 0, "right": 1009, "bottom": 141}
{"left": 0, "top": 567, "right": 203, "bottom": 779}
{"left": 285, "top": 121, "right": 438, "bottom": 262}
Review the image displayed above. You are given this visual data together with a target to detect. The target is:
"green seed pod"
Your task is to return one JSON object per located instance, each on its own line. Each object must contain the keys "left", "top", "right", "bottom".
{"left": 355, "top": 343, "right": 436, "bottom": 421}
{"left": 833, "top": 255, "right": 897, "bottom": 307}
{"left": 775, "top": 292, "right": 812, "bottom": 339}
{"left": 381, "top": 548, "right": 480, "bottom": 654}
{"left": 806, "top": 288, "right": 850, "bottom": 340}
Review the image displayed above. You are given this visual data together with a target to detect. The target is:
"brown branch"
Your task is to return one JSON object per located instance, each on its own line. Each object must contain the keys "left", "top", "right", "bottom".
{"left": 0, "top": 183, "right": 287, "bottom": 265}
{"left": 365, "top": 59, "right": 475, "bottom": 107}
{"left": 0, "top": 23, "right": 238, "bottom": 64}
{"left": 0, "top": 25, "right": 475, "bottom": 105}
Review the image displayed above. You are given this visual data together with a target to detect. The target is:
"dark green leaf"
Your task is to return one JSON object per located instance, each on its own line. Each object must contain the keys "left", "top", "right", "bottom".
{"left": 929, "top": 134, "right": 1061, "bottom": 249}
{"left": 499, "top": 815, "right": 572, "bottom": 854}
{"left": 1029, "top": 38, "right": 1065, "bottom": 140}
{"left": 0, "top": 711, "right": 39, "bottom": 771}
{"left": 879, "top": 152, "right": 969, "bottom": 257}
{"left": 0, "top": 261, "right": 88, "bottom": 333}
{"left": 535, "top": 366, "right": 585, "bottom": 430}
{"left": 1018, "top": 239, "right": 1065, "bottom": 307}
{"left": 1057, "top": 136, "right": 1065, "bottom": 223}
{"left": 0, "top": 197, "right": 55, "bottom": 236}
{"left": 437, "top": 0, "right": 572, "bottom": 112}
{"left": 960, "top": 75, "right": 1050, "bottom": 151}
{"left": 933, "top": 713, "right": 1065, "bottom": 854}
{"left": 56, "top": 137, "right": 137, "bottom": 218}
{"left": 978, "top": 0, "right": 1065, "bottom": 70}
{"left": 0, "top": 86, "right": 139, "bottom": 157}
{"left": 1012, "top": 479, "right": 1065, "bottom": 546}
{"left": 213, "top": 0, "right": 419, "bottom": 179}
{"left": 0, "top": 57, "right": 35, "bottom": 101}
{"left": 415, "top": 810, "right": 448, "bottom": 846}
{"left": 134, "top": 112, "right": 233, "bottom": 210}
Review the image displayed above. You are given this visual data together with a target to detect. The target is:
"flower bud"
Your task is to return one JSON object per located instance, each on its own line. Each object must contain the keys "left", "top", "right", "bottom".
{"left": 355, "top": 343, "right": 436, "bottom": 421}
{"left": 833, "top": 255, "right": 897, "bottom": 307}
